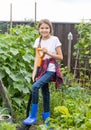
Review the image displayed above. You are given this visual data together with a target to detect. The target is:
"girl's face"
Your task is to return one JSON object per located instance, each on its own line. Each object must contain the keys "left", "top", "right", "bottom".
{"left": 39, "top": 23, "right": 51, "bottom": 39}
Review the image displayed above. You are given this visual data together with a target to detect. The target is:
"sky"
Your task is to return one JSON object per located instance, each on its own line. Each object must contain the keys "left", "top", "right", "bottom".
{"left": 0, "top": 0, "right": 91, "bottom": 23}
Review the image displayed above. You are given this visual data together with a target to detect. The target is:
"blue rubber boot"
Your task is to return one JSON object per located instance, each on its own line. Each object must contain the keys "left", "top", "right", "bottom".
{"left": 42, "top": 112, "right": 50, "bottom": 122}
{"left": 23, "top": 104, "right": 38, "bottom": 125}
{"left": 42, "top": 112, "right": 52, "bottom": 130}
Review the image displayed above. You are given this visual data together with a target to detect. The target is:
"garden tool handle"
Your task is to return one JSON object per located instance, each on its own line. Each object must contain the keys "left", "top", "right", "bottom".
{"left": 36, "top": 48, "right": 45, "bottom": 67}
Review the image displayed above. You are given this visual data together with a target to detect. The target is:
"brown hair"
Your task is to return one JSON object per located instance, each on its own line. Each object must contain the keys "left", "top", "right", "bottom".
{"left": 38, "top": 19, "right": 53, "bottom": 35}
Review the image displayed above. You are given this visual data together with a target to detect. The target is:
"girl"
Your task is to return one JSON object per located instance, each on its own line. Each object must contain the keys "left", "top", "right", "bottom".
{"left": 23, "top": 19, "right": 63, "bottom": 127}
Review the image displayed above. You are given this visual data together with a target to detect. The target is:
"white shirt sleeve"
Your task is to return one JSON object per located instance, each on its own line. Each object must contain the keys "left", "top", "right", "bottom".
{"left": 33, "top": 38, "right": 40, "bottom": 48}
{"left": 55, "top": 37, "right": 62, "bottom": 48}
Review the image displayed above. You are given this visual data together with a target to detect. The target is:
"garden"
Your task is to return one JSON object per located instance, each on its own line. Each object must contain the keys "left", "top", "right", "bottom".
{"left": 0, "top": 21, "right": 91, "bottom": 130}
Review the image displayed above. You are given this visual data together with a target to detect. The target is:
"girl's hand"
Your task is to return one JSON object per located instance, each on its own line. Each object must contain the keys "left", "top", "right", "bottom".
{"left": 42, "top": 48, "right": 48, "bottom": 54}
{"left": 32, "top": 71, "right": 36, "bottom": 82}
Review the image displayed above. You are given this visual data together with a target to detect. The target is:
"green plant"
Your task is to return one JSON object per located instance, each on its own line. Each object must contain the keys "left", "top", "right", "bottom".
{"left": 0, "top": 24, "right": 39, "bottom": 122}
{"left": 0, "top": 122, "right": 16, "bottom": 130}
{"left": 38, "top": 86, "right": 91, "bottom": 130}
{"left": 73, "top": 21, "right": 91, "bottom": 88}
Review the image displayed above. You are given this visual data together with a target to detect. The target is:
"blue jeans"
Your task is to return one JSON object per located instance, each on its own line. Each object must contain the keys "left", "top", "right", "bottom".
{"left": 32, "top": 71, "right": 55, "bottom": 112}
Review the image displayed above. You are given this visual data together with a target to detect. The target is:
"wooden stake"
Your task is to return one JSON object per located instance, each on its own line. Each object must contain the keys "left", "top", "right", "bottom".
{"left": 10, "top": 3, "right": 13, "bottom": 29}
{"left": 0, "top": 80, "right": 14, "bottom": 118}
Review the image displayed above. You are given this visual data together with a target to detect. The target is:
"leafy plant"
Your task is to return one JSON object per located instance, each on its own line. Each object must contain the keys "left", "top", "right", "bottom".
{"left": 37, "top": 86, "right": 91, "bottom": 130}
{"left": 73, "top": 21, "right": 91, "bottom": 88}
{"left": 0, "top": 122, "right": 16, "bottom": 130}
{"left": 0, "top": 25, "right": 39, "bottom": 120}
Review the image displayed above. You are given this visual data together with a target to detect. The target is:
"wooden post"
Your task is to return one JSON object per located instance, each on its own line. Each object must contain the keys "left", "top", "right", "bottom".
{"left": 67, "top": 32, "right": 73, "bottom": 71}
{"left": 0, "top": 80, "right": 14, "bottom": 118}
{"left": 10, "top": 3, "right": 13, "bottom": 29}
{"left": 34, "top": 0, "right": 37, "bottom": 24}
{"left": 74, "top": 49, "right": 79, "bottom": 79}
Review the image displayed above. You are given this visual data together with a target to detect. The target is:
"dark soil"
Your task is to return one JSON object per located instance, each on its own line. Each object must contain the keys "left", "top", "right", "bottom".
{"left": 29, "top": 125, "right": 37, "bottom": 130}
{"left": 16, "top": 124, "right": 37, "bottom": 130}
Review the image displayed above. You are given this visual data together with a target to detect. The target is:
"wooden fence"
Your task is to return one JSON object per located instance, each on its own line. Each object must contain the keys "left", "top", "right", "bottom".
{"left": 52, "top": 22, "right": 78, "bottom": 68}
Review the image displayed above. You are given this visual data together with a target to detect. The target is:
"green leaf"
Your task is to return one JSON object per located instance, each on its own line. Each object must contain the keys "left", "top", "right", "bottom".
{"left": 25, "top": 76, "right": 31, "bottom": 83}
{"left": 13, "top": 83, "right": 24, "bottom": 92}
{"left": 22, "top": 87, "right": 29, "bottom": 94}
{"left": 9, "top": 73, "right": 19, "bottom": 81}
{"left": 10, "top": 48, "right": 19, "bottom": 55}
{"left": 12, "top": 97, "right": 23, "bottom": 106}
{"left": 0, "top": 71, "right": 5, "bottom": 79}
{"left": 89, "top": 59, "right": 91, "bottom": 64}
{"left": 4, "top": 67, "right": 11, "bottom": 75}
{"left": 22, "top": 54, "right": 33, "bottom": 63}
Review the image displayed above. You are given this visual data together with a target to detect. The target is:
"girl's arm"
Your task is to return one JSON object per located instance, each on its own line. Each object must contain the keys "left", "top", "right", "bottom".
{"left": 32, "top": 49, "right": 38, "bottom": 82}
{"left": 42, "top": 46, "right": 63, "bottom": 60}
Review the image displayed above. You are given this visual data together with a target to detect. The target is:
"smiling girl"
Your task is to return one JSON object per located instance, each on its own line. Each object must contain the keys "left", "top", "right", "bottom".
{"left": 23, "top": 19, "right": 63, "bottom": 128}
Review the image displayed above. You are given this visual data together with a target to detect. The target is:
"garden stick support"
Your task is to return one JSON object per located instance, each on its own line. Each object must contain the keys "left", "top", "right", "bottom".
{"left": 67, "top": 32, "right": 73, "bottom": 71}
{"left": 73, "top": 49, "right": 80, "bottom": 79}
{"left": 0, "top": 80, "right": 14, "bottom": 119}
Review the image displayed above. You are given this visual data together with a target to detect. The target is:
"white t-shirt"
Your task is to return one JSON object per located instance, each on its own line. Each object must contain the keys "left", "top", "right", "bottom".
{"left": 33, "top": 36, "right": 62, "bottom": 72}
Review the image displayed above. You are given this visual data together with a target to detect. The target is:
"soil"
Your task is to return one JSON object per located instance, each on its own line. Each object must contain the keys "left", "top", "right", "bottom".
{"left": 29, "top": 125, "right": 37, "bottom": 130}
{"left": 16, "top": 124, "right": 37, "bottom": 130}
